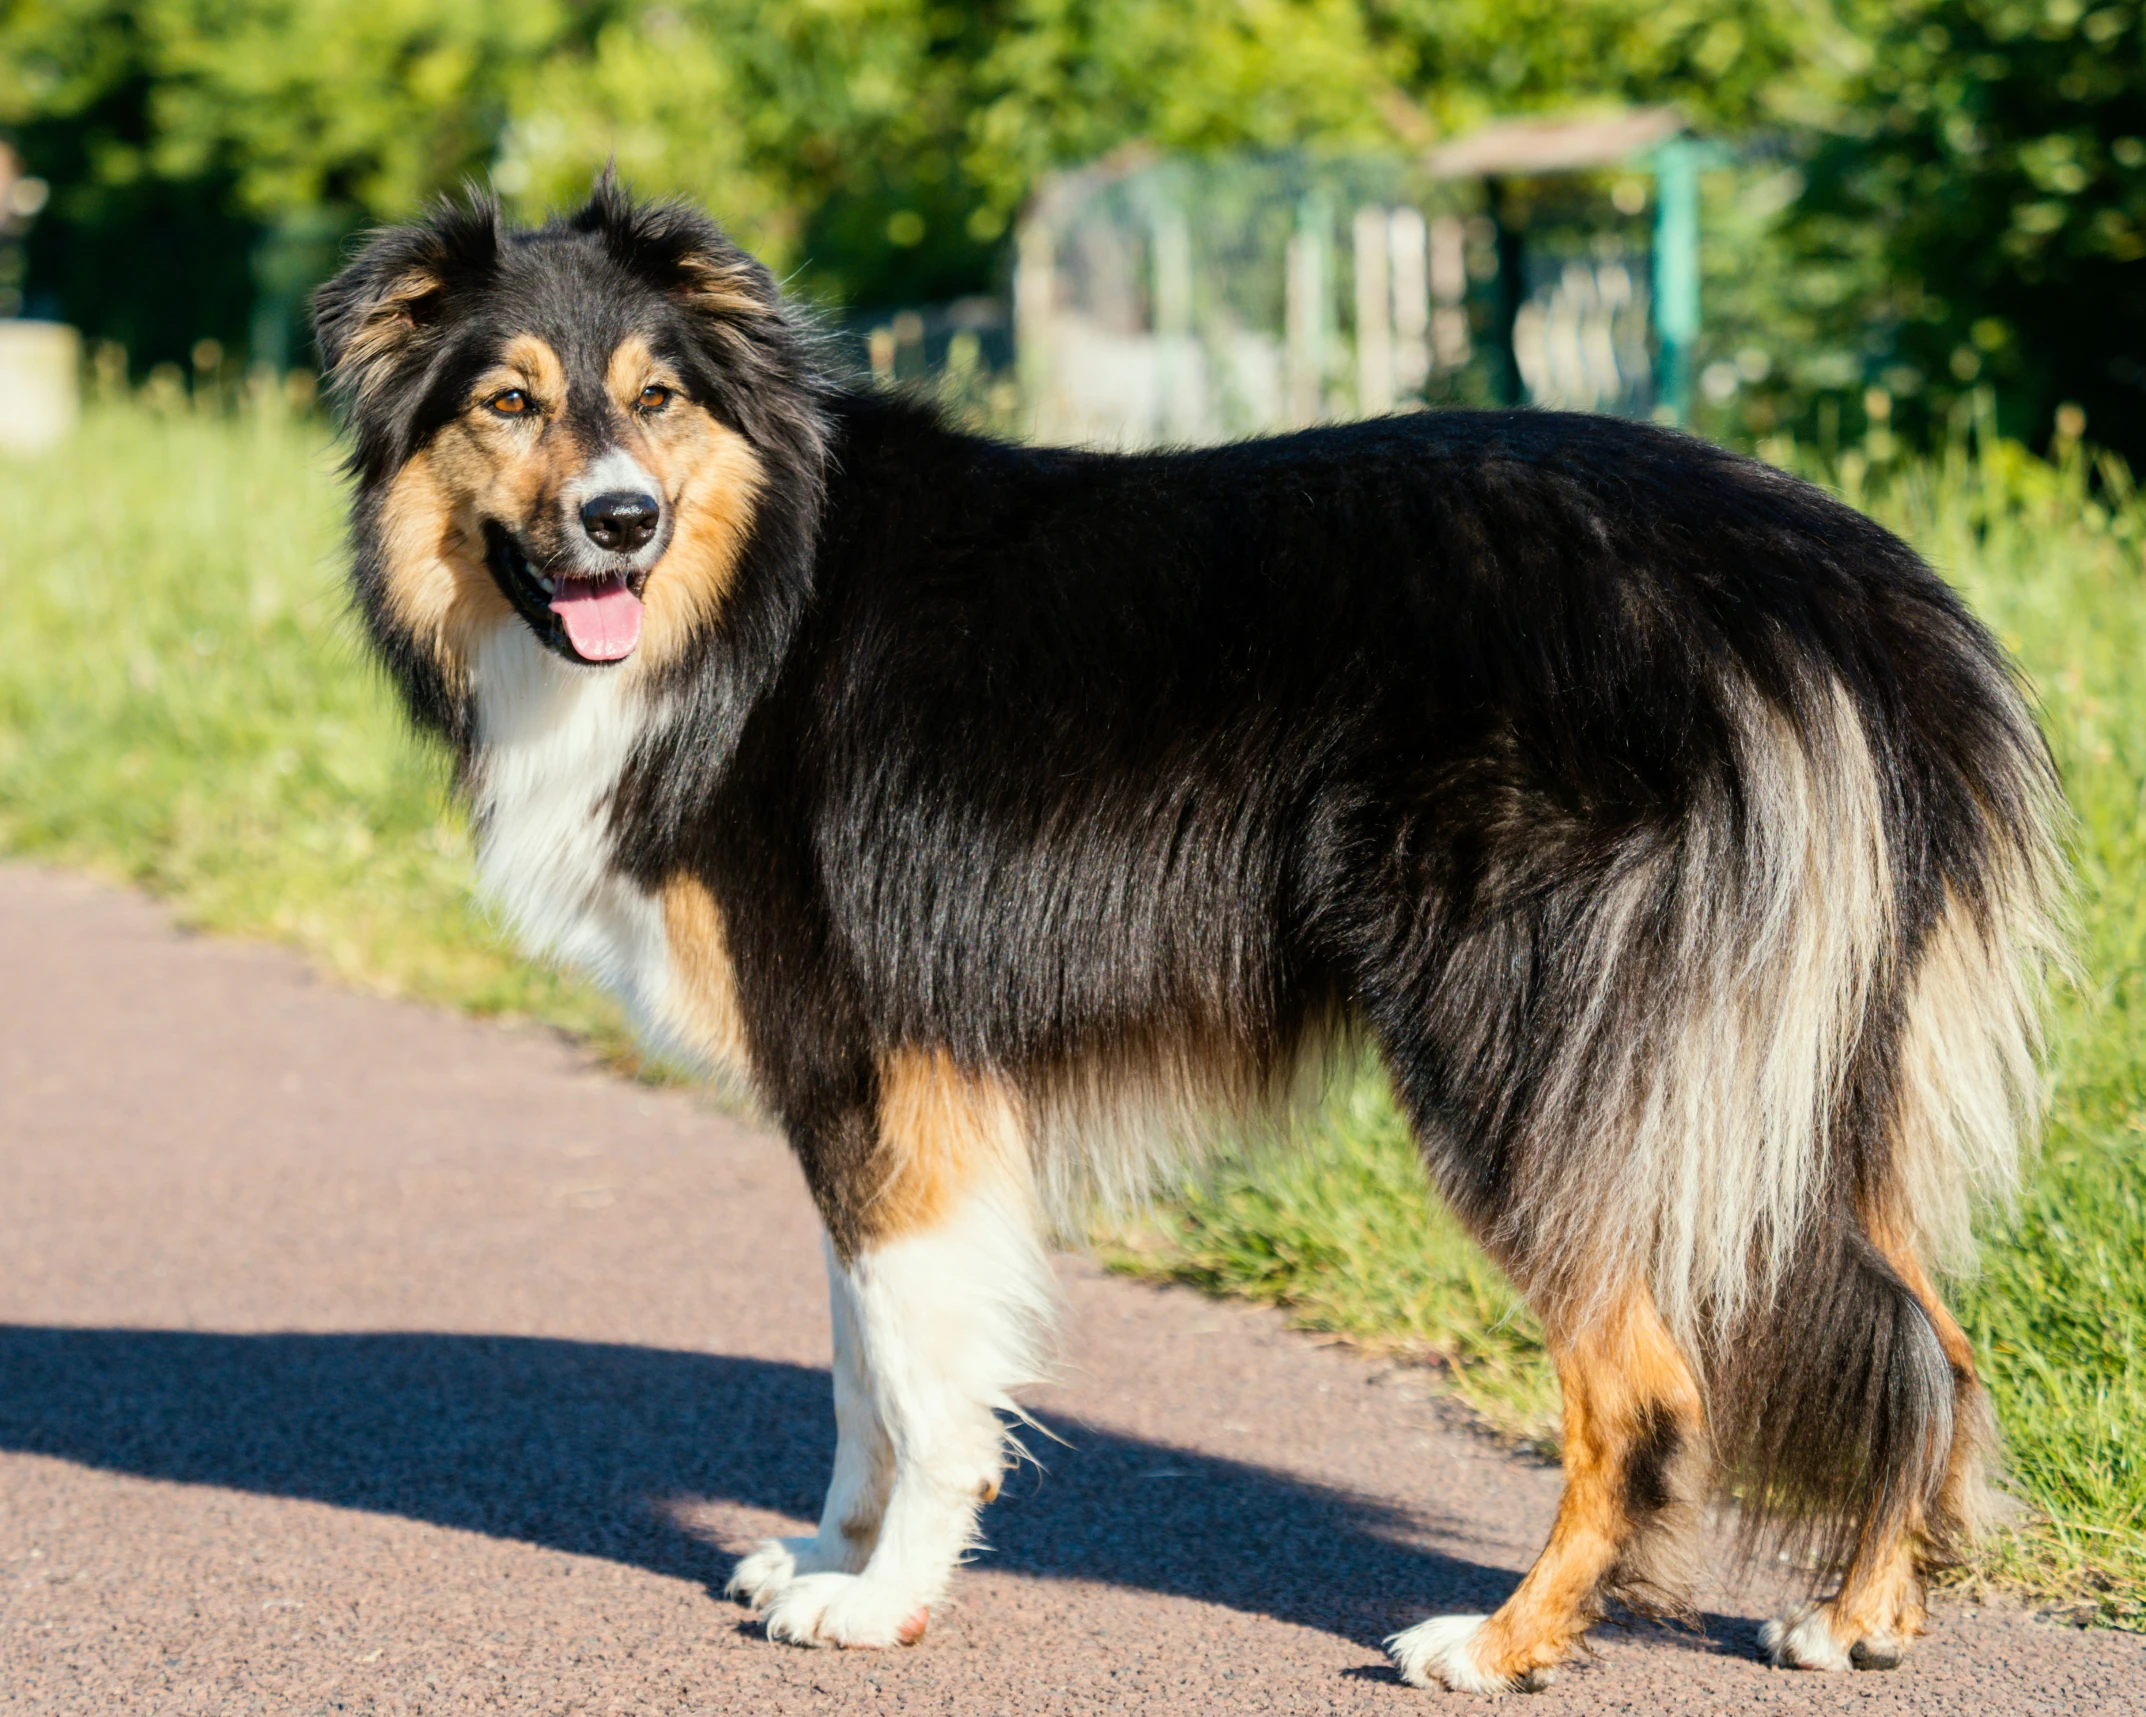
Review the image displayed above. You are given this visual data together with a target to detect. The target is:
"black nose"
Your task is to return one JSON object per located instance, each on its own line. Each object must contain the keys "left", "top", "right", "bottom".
{"left": 580, "top": 490, "right": 660, "bottom": 553}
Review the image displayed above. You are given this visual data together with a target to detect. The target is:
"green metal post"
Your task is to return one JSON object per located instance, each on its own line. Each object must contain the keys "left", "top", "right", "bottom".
{"left": 1651, "top": 139, "right": 1699, "bottom": 424}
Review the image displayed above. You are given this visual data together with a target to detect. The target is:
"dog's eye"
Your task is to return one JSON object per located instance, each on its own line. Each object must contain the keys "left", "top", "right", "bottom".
{"left": 487, "top": 389, "right": 531, "bottom": 417}
{"left": 637, "top": 385, "right": 673, "bottom": 412}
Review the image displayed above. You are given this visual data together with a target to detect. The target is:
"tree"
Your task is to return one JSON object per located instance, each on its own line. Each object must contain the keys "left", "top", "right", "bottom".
{"left": 1792, "top": 0, "right": 2146, "bottom": 453}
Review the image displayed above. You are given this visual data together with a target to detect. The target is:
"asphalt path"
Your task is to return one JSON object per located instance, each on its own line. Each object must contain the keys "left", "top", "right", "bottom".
{"left": 2, "top": 863, "right": 2141, "bottom": 1713}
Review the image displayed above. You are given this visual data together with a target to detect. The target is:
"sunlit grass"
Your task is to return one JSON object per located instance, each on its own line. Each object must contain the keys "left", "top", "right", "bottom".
{"left": 0, "top": 398, "right": 2139, "bottom": 1619}
{"left": 0, "top": 402, "right": 632, "bottom": 1055}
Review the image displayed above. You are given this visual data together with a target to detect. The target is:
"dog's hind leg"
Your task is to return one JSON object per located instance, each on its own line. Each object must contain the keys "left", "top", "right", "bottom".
{"left": 743, "top": 1050, "right": 1053, "bottom": 1649}
{"left": 1389, "top": 1283, "right": 1710, "bottom": 1693}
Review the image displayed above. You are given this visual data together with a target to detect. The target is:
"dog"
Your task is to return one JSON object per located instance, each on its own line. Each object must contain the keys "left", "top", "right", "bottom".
{"left": 313, "top": 181, "right": 2062, "bottom": 1692}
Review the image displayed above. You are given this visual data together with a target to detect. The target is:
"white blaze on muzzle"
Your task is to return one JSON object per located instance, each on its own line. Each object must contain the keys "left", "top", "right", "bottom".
{"left": 552, "top": 448, "right": 664, "bottom": 663}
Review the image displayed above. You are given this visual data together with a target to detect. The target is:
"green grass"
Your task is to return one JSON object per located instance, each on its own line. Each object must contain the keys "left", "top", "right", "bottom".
{"left": 0, "top": 400, "right": 631, "bottom": 1055}
{"left": 2, "top": 398, "right": 2141, "bottom": 1620}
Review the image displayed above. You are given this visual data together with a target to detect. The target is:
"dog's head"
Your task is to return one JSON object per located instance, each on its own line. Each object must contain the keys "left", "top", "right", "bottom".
{"left": 315, "top": 180, "right": 824, "bottom": 689}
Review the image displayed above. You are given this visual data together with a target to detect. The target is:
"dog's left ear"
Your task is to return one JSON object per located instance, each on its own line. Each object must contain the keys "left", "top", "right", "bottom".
{"left": 570, "top": 171, "right": 825, "bottom": 465}
{"left": 313, "top": 197, "right": 502, "bottom": 405}
{"left": 570, "top": 169, "right": 783, "bottom": 340}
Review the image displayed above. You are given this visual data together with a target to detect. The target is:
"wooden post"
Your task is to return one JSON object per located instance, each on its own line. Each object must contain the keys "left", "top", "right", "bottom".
{"left": 1015, "top": 216, "right": 1058, "bottom": 441}
{"left": 1354, "top": 206, "right": 1393, "bottom": 416}
{"left": 1389, "top": 206, "right": 1431, "bottom": 398}
{"left": 1286, "top": 193, "right": 1330, "bottom": 426}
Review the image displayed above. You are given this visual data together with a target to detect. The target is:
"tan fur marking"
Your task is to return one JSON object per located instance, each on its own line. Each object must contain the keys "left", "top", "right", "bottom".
{"left": 1472, "top": 1288, "right": 1707, "bottom": 1685}
{"left": 1760, "top": 1221, "right": 1980, "bottom": 1667}
{"left": 638, "top": 427, "right": 761, "bottom": 669}
{"left": 375, "top": 335, "right": 597, "bottom": 682}
{"left": 493, "top": 334, "right": 566, "bottom": 404}
{"left": 376, "top": 449, "right": 513, "bottom": 679}
{"left": 606, "top": 333, "right": 662, "bottom": 407}
{"left": 678, "top": 255, "right": 772, "bottom": 320}
{"left": 1865, "top": 1216, "right": 1993, "bottom": 1574}
{"left": 1828, "top": 1538, "right": 1929, "bottom": 1654}
{"left": 659, "top": 876, "right": 751, "bottom": 1074}
{"left": 866, "top": 1051, "right": 1025, "bottom": 1242}
{"left": 338, "top": 267, "right": 442, "bottom": 393}
{"left": 599, "top": 335, "right": 764, "bottom": 671}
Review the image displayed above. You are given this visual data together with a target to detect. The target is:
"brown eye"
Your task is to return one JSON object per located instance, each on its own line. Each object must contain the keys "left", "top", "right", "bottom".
{"left": 637, "top": 384, "right": 672, "bottom": 412}
{"left": 488, "top": 389, "right": 530, "bottom": 416}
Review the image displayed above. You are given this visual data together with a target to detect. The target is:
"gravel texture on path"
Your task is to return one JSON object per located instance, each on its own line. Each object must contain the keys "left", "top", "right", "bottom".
{"left": 1, "top": 863, "right": 2140, "bottom": 1714}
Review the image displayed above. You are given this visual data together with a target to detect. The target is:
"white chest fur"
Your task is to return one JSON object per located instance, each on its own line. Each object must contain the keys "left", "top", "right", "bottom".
{"left": 467, "top": 626, "right": 678, "bottom": 1048}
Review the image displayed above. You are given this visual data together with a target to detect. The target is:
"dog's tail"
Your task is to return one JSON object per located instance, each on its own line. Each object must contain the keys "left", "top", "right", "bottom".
{"left": 1709, "top": 640, "right": 2064, "bottom": 1570}
{"left": 1453, "top": 596, "right": 2065, "bottom": 1576}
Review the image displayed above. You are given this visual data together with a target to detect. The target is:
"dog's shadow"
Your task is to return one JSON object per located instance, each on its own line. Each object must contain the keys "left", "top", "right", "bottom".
{"left": 0, "top": 1325, "right": 1551, "bottom": 1647}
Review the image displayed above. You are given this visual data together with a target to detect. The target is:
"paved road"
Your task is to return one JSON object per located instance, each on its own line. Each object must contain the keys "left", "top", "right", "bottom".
{"left": 1, "top": 864, "right": 2141, "bottom": 1713}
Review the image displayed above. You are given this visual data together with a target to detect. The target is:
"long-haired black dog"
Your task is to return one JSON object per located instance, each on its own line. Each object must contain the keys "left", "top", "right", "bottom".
{"left": 314, "top": 182, "right": 2061, "bottom": 1691}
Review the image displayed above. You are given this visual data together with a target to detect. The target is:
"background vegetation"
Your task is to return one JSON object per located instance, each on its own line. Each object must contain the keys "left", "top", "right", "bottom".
{"left": 0, "top": 396, "right": 2140, "bottom": 1622}
{"left": 4, "top": 1, "right": 2145, "bottom": 455}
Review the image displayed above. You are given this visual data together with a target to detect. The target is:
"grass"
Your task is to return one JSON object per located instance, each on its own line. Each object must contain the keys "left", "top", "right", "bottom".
{"left": 2, "top": 396, "right": 2141, "bottom": 1621}
{"left": 0, "top": 399, "right": 633, "bottom": 1057}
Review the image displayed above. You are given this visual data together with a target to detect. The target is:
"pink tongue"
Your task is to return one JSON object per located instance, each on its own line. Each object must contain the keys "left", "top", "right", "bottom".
{"left": 550, "top": 574, "right": 644, "bottom": 661}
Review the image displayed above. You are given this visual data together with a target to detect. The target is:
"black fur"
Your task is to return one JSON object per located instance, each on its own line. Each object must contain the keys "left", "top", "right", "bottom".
{"left": 317, "top": 188, "right": 2060, "bottom": 1615}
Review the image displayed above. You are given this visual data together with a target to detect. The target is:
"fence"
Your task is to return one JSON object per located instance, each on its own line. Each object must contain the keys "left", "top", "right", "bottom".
{"left": 1004, "top": 122, "right": 1693, "bottom": 449}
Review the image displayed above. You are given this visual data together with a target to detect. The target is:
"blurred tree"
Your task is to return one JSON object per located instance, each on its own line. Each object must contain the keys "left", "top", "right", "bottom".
{"left": 4, "top": 0, "right": 1841, "bottom": 349}
{"left": 503, "top": 1, "right": 1410, "bottom": 305}
{"left": 1373, "top": 0, "right": 1841, "bottom": 133}
{"left": 0, "top": 0, "right": 591, "bottom": 367}
{"left": 1789, "top": 0, "right": 2146, "bottom": 455}
{"left": 6, "top": 0, "right": 2137, "bottom": 461}
{"left": 0, "top": 1, "right": 257, "bottom": 366}
{"left": 144, "top": 0, "right": 575, "bottom": 217}
{"left": 500, "top": 1, "right": 1007, "bottom": 306}
{"left": 964, "top": 0, "right": 1403, "bottom": 213}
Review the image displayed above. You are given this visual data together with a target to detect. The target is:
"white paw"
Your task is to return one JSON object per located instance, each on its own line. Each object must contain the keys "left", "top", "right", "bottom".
{"left": 1387, "top": 1613, "right": 1549, "bottom": 1694}
{"left": 761, "top": 1571, "right": 930, "bottom": 1650}
{"left": 1761, "top": 1603, "right": 1858, "bottom": 1671}
{"left": 725, "top": 1536, "right": 854, "bottom": 1610}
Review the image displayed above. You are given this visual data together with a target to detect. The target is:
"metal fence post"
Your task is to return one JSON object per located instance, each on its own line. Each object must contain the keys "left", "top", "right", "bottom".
{"left": 1651, "top": 138, "right": 1700, "bottom": 424}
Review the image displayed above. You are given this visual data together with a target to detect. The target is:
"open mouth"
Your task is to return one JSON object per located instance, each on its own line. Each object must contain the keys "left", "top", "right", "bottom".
{"left": 485, "top": 525, "right": 646, "bottom": 664}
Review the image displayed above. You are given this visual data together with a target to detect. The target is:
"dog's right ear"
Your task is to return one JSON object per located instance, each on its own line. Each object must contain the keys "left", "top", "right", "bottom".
{"left": 312, "top": 199, "right": 501, "bottom": 405}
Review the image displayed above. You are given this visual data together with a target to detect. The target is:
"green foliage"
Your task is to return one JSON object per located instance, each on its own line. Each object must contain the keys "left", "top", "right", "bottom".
{"left": 2, "top": 1, "right": 1847, "bottom": 332}
{"left": 15, "top": 0, "right": 2123, "bottom": 459}
{"left": 1776, "top": 0, "right": 2146, "bottom": 453}
{"left": 1884, "top": 426, "right": 2146, "bottom": 1623}
{"left": 144, "top": 0, "right": 573, "bottom": 218}
{"left": 2, "top": 3, "right": 2143, "bottom": 441}
{"left": 501, "top": 1, "right": 1023, "bottom": 305}
{"left": 1373, "top": 0, "right": 1840, "bottom": 133}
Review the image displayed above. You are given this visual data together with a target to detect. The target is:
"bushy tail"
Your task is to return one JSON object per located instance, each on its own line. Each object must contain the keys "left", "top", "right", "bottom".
{"left": 1466, "top": 651, "right": 2063, "bottom": 1575}
{"left": 1702, "top": 640, "right": 2065, "bottom": 1573}
{"left": 1712, "top": 1205, "right": 1960, "bottom": 1570}
{"left": 1383, "top": 537, "right": 2064, "bottom": 1578}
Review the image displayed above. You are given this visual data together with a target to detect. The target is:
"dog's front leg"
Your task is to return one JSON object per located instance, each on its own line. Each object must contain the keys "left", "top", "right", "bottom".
{"left": 725, "top": 1237, "right": 896, "bottom": 1606}
{"left": 738, "top": 1053, "right": 1053, "bottom": 1648}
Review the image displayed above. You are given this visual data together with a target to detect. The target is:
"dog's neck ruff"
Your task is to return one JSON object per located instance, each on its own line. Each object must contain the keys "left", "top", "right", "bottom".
{"left": 466, "top": 623, "right": 670, "bottom": 1033}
